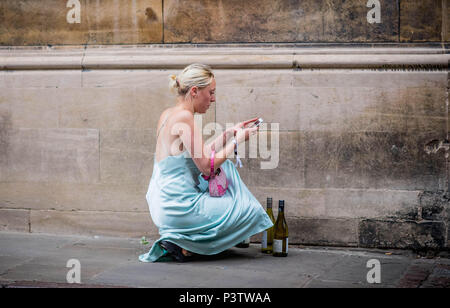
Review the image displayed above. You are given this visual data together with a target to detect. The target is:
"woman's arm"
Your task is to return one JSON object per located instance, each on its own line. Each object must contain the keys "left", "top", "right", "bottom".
{"left": 205, "top": 117, "right": 259, "bottom": 151}
{"left": 205, "top": 130, "right": 229, "bottom": 153}
{"left": 175, "top": 111, "right": 258, "bottom": 176}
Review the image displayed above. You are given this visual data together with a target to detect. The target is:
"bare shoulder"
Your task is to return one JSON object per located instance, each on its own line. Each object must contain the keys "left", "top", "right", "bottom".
{"left": 159, "top": 107, "right": 174, "bottom": 122}
{"left": 160, "top": 107, "right": 193, "bottom": 123}
{"left": 174, "top": 109, "right": 194, "bottom": 123}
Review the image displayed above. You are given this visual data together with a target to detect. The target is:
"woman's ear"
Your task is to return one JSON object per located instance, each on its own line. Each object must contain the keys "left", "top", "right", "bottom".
{"left": 190, "top": 86, "right": 198, "bottom": 98}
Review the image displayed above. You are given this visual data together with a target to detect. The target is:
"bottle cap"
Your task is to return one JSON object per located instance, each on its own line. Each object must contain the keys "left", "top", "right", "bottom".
{"left": 279, "top": 200, "right": 285, "bottom": 210}
{"left": 267, "top": 197, "right": 273, "bottom": 207}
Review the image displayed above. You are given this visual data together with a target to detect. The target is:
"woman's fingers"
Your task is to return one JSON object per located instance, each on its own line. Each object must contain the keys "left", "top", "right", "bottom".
{"left": 236, "top": 125, "right": 260, "bottom": 143}
{"left": 245, "top": 117, "right": 258, "bottom": 124}
{"left": 245, "top": 126, "right": 259, "bottom": 139}
{"left": 243, "top": 117, "right": 259, "bottom": 127}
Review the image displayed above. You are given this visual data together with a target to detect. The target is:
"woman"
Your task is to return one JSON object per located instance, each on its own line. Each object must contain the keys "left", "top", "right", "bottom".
{"left": 139, "top": 63, "right": 274, "bottom": 262}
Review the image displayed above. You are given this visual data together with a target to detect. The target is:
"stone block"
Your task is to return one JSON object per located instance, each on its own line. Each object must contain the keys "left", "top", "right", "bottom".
{"left": 292, "top": 71, "right": 448, "bottom": 89}
{"left": 447, "top": 226, "right": 450, "bottom": 249}
{"left": 100, "top": 129, "right": 155, "bottom": 185}
{"left": 30, "top": 209, "right": 158, "bottom": 238}
{"left": 0, "top": 70, "right": 82, "bottom": 89}
{"left": 359, "top": 219, "right": 446, "bottom": 250}
{"left": 303, "top": 131, "right": 447, "bottom": 190}
{"left": 215, "top": 69, "right": 294, "bottom": 89}
{"left": 0, "top": 71, "right": 5, "bottom": 88}
{"left": 303, "top": 131, "right": 363, "bottom": 188}
{"left": 418, "top": 191, "right": 448, "bottom": 221}
{"left": 287, "top": 217, "right": 359, "bottom": 246}
{"left": 217, "top": 71, "right": 447, "bottom": 133}
{"left": 4, "top": 128, "right": 99, "bottom": 183}
{"left": 81, "top": 69, "right": 178, "bottom": 89}
{"left": 445, "top": 0, "right": 450, "bottom": 41}
{"left": 0, "top": 182, "right": 149, "bottom": 212}
{"left": 252, "top": 216, "right": 358, "bottom": 248}
{"left": 247, "top": 131, "right": 304, "bottom": 188}
{"left": 0, "top": 99, "right": 11, "bottom": 181}
{"left": 0, "top": 0, "right": 87, "bottom": 45}
{"left": 6, "top": 88, "right": 59, "bottom": 129}
{"left": 248, "top": 186, "right": 420, "bottom": 219}
{"left": 0, "top": 208, "right": 30, "bottom": 232}
{"left": 216, "top": 86, "right": 300, "bottom": 131}
{"left": 84, "top": 0, "right": 163, "bottom": 44}
{"left": 164, "top": 0, "right": 398, "bottom": 43}
{"left": 357, "top": 132, "right": 447, "bottom": 191}
{"left": 0, "top": 0, "right": 163, "bottom": 45}
{"left": 296, "top": 86, "right": 447, "bottom": 134}
{"left": 59, "top": 87, "right": 141, "bottom": 129}
{"left": 400, "top": 0, "right": 442, "bottom": 42}
{"left": 402, "top": 87, "right": 447, "bottom": 118}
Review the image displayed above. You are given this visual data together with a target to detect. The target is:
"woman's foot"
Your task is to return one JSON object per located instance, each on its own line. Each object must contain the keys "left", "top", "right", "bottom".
{"left": 160, "top": 240, "right": 194, "bottom": 262}
{"left": 182, "top": 249, "right": 193, "bottom": 257}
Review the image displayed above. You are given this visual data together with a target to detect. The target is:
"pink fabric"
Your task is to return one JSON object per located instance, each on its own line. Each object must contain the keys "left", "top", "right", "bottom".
{"left": 206, "top": 150, "right": 228, "bottom": 197}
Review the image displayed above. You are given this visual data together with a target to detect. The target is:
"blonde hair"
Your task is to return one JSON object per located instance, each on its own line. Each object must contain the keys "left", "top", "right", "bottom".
{"left": 169, "top": 63, "right": 214, "bottom": 97}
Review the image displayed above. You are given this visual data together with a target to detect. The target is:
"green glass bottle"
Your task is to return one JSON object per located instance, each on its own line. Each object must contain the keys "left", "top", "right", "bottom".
{"left": 261, "top": 197, "right": 275, "bottom": 253}
{"left": 273, "top": 200, "right": 288, "bottom": 257}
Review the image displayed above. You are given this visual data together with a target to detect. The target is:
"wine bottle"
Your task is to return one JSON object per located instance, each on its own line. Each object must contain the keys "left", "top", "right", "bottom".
{"left": 261, "top": 197, "right": 275, "bottom": 253}
{"left": 273, "top": 200, "right": 288, "bottom": 257}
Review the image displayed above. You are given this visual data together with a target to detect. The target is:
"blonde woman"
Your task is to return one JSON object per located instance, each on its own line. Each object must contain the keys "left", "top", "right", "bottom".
{"left": 139, "top": 64, "right": 273, "bottom": 262}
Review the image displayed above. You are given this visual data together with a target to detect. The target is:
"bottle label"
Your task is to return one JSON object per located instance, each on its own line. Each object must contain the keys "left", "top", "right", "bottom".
{"left": 262, "top": 231, "right": 268, "bottom": 249}
{"left": 273, "top": 238, "right": 288, "bottom": 253}
{"left": 273, "top": 239, "right": 283, "bottom": 253}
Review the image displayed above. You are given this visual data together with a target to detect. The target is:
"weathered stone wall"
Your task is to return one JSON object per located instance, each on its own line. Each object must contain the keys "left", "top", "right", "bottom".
{"left": 0, "top": 0, "right": 448, "bottom": 45}
{"left": 0, "top": 0, "right": 449, "bottom": 251}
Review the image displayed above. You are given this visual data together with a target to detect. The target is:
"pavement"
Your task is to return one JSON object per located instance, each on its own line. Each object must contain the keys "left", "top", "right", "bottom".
{"left": 0, "top": 231, "right": 449, "bottom": 288}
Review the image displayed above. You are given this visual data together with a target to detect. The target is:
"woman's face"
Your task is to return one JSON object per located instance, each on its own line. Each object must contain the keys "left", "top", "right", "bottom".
{"left": 193, "top": 78, "right": 216, "bottom": 114}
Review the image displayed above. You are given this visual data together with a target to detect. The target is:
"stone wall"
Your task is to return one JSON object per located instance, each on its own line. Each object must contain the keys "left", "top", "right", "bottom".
{"left": 0, "top": 0, "right": 448, "bottom": 45}
{"left": 0, "top": 0, "right": 449, "bottom": 251}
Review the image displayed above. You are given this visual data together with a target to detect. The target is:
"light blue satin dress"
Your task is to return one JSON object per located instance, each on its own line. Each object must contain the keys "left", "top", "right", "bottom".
{"left": 139, "top": 121, "right": 273, "bottom": 262}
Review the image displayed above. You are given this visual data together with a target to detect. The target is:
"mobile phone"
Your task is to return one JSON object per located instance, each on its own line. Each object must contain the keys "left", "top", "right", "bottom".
{"left": 251, "top": 118, "right": 263, "bottom": 128}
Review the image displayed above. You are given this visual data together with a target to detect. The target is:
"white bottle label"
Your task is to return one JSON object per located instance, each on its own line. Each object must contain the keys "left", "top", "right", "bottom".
{"left": 273, "top": 239, "right": 283, "bottom": 253}
{"left": 274, "top": 238, "right": 288, "bottom": 253}
{"left": 262, "top": 231, "right": 268, "bottom": 249}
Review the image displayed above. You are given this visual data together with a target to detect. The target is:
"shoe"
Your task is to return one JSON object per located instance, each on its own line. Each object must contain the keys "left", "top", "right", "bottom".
{"left": 160, "top": 240, "right": 194, "bottom": 262}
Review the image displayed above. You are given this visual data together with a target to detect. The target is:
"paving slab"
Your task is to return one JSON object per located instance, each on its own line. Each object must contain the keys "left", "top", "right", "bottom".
{"left": 0, "top": 231, "right": 448, "bottom": 288}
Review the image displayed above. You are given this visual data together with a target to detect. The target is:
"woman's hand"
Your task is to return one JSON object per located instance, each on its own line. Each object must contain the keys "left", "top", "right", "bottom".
{"left": 226, "top": 117, "right": 259, "bottom": 138}
{"left": 235, "top": 124, "right": 259, "bottom": 144}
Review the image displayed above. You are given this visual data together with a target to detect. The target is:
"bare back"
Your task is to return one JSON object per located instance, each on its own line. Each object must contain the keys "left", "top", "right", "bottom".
{"left": 155, "top": 107, "right": 187, "bottom": 164}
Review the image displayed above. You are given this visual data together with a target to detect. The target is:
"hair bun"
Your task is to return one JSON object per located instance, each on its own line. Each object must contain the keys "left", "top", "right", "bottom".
{"left": 168, "top": 74, "right": 179, "bottom": 93}
{"left": 168, "top": 64, "right": 214, "bottom": 97}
